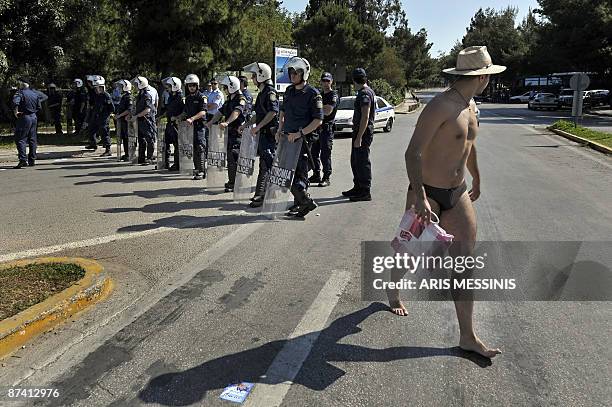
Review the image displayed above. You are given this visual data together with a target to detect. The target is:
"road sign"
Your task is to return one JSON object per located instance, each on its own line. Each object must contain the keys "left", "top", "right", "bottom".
{"left": 570, "top": 73, "right": 589, "bottom": 91}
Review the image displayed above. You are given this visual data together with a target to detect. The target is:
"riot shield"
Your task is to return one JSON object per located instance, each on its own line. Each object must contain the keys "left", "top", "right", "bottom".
{"left": 156, "top": 121, "right": 166, "bottom": 170}
{"left": 233, "top": 127, "right": 259, "bottom": 203}
{"left": 116, "top": 120, "right": 122, "bottom": 161}
{"left": 207, "top": 125, "right": 228, "bottom": 188}
{"left": 261, "top": 135, "right": 303, "bottom": 219}
{"left": 177, "top": 121, "right": 194, "bottom": 176}
{"left": 128, "top": 119, "right": 138, "bottom": 164}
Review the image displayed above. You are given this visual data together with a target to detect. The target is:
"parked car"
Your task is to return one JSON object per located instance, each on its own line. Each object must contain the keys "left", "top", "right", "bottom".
{"left": 587, "top": 89, "right": 610, "bottom": 106}
{"left": 333, "top": 96, "right": 395, "bottom": 133}
{"left": 509, "top": 91, "right": 532, "bottom": 103}
{"left": 558, "top": 88, "right": 574, "bottom": 107}
{"left": 528, "top": 93, "right": 560, "bottom": 110}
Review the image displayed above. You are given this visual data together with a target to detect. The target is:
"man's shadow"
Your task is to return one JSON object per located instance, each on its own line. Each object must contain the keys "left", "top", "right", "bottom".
{"left": 138, "top": 302, "right": 492, "bottom": 406}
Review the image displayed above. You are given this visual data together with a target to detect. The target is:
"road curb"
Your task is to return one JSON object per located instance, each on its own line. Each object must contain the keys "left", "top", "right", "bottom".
{"left": 548, "top": 127, "right": 612, "bottom": 155}
{"left": 0, "top": 257, "right": 112, "bottom": 359}
{"left": 395, "top": 102, "right": 422, "bottom": 115}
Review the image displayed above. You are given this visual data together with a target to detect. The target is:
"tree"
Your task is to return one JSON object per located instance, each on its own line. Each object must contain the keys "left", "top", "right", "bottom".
{"left": 62, "top": 0, "right": 130, "bottom": 83}
{"left": 293, "top": 2, "right": 384, "bottom": 75}
{"left": 0, "top": 0, "right": 77, "bottom": 86}
{"left": 119, "top": 0, "right": 253, "bottom": 81}
{"left": 369, "top": 46, "right": 405, "bottom": 89}
{"left": 235, "top": 0, "right": 294, "bottom": 69}
{"left": 460, "top": 7, "right": 524, "bottom": 81}
{"left": 391, "top": 25, "right": 438, "bottom": 89}
{"left": 536, "top": 0, "right": 612, "bottom": 80}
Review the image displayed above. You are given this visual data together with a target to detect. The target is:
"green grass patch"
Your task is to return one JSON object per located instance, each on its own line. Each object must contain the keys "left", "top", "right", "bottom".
{"left": 551, "top": 120, "right": 612, "bottom": 149}
{"left": 0, "top": 263, "right": 86, "bottom": 320}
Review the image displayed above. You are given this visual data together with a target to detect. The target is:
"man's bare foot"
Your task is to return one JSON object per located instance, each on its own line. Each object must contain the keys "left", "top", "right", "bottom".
{"left": 459, "top": 335, "right": 502, "bottom": 358}
{"left": 388, "top": 300, "right": 408, "bottom": 316}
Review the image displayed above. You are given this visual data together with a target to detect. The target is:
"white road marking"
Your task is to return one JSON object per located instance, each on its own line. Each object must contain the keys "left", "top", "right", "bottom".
{"left": 0, "top": 214, "right": 261, "bottom": 263}
{"left": 244, "top": 269, "right": 350, "bottom": 407}
{"left": 13, "top": 220, "right": 266, "bottom": 386}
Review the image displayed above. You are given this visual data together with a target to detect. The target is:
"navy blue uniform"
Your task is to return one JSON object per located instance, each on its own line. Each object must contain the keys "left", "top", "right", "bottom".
{"left": 47, "top": 90, "right": 63, "bottom": 135}
{"left": 281, "top": 84, "right": 324, "bottom": 202}
{"left": 116, "top": 93, "right": 132, "bottom": 156}
{"left": 85, "top": 87, "right": 96, "bottom": 126}
{"left": 88, "top": 91, "right": 114, "bottom": 148}
{"left": 12, "top": 89, "right": 43, "bottom": 164}
{"left": 184, "top": 90, "right": 207, "bottom": 174}
{"left": 135, "top": 89, "right": 156, "bottom": 162}
{"left": 219, "top": 92, "right": 247, "bottom": 186}
{"left": 312, "top": 89, "right": 338, "bottom": 180}
{"left": 351, "top": 86, "right": 376, "bottom": 192}
{"left": 72, "top": 88, "right": 88, "bottom": 134}
{"left": 163, "top": 91, "right": 185, "bottom": 168}
{"left": 253, "top": 83, "right": 279, "bottom": 198}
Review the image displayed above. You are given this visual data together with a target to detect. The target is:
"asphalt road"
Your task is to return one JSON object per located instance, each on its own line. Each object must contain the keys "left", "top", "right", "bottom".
{"left": 0, "top": 98, "right": 610, "bottom": 406}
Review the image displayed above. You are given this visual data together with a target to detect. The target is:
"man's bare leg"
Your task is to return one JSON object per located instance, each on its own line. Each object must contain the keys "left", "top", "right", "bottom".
{"left": 441, "top": 193, "right": 502, "bottom": 358}
{"left": 386, "top": 189, "right": 441, "bottom": 316}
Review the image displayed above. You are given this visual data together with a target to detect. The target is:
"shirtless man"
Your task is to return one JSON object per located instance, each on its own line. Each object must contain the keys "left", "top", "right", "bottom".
{"left": 387, "top": 46, "right": 505, "bottom": 358}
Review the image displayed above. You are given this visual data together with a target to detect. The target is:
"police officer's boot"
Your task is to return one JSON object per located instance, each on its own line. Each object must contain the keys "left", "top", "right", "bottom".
{"left": 293, "top": 191, "right": 317, "bottom": 218}
{"left": 308, "top": 172, "right": 321, "bottom": 183}
{"left": 101, "top": 147, "right": 112, "bottom": 157}
{"left": 14, "top": 160, "right": 27, "bottom": 169}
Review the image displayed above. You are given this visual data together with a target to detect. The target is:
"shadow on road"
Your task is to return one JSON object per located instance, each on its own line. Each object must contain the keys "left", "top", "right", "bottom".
{"left": 138, "top": 302, "right": 492, "bottom": 406}
{"left": 98, "top": 198, "right": 244, "bottom": 215}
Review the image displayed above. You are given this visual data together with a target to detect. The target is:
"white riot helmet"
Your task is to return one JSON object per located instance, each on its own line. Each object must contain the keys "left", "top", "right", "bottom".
{"left": 220, "top": 75, "right": 240, "bottom": 94}
{"left": 115, "top": 79, "right": 132, "bottom": 92}
{"left": 163, "top": 76, "right": 182, "bottom": 92}
{"left": 132, "top": 76, "right": 149, "bottom": 90}
{"left": 86, "top": 75, "right": 94, "bottom": 83}
{"left": 92, "top": 75, "right": 105, "bottom": 87}
{"left": 285, "top": 56, "right": 311, "bottom": 81}
{"left": 184, "top": 74, "right": 200, "bottom": 87}
{"left": 243, "top": 62, "right": 272, "bottom": 83}
{"left": 73, "top": 78, "right": 83, "bottom": 88}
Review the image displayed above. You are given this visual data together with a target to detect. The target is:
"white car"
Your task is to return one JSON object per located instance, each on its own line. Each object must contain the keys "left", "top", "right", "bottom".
{"left": 509, "top": 91, "right": 532, "bottom": 103}
{"left": 333, "top": 96, "right": 395, "bottom": 133}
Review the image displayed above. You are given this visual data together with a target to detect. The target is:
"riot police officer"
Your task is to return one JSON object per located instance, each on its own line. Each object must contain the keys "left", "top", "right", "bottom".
{"left": 47, "top": 83, "right": 63, "bottom": 136}
{"left": 114, "top": 79, "right": 132, "bottom": 161}
{"left": 161, "top": 76, "right": 185, "bottom": 171}
{"left": 342, "top": 68, "right": 376, "bottom": 201}
{"left": 311, "top": 72, "right": 338, "bottom": 187}
{"left": 242, "top": 61, "right": 279, "bottom": 208}
{"left": 71, "top": 79, "right": 88, "bottom": 136}
{"left": 183, "top": 74, "right": 208, "bottom": 179}
{"left": 208, "top": 75, "right": 246, "bottom": 192}
{"left": 131, "top": 76, "right": 157, "bottom": 165}
{"left": 12, "top": 78, "right": 44, "bottom": 168}
{"left": 87, "top": 76, "right": 115, "bottom": 156}
{"left": 84, "top": 75, "right": 96, "bottom": 146}
{"left": 276, "top": 57, "right": 324, "bottom": 218}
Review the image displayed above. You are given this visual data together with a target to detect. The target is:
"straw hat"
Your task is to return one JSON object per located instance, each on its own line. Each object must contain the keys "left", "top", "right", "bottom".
{"left": 443, "top": 46, "right": 506, "bottom": 76}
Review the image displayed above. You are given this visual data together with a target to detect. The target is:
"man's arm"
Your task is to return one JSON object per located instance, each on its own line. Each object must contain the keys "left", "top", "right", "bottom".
{"left": 253, "top": 111, "right": 276, "bottom": 132}
{"left": 466, "top": 144, "right": 481, "bottom": 201}
{"left": 275, "top": 111, "right": 285, "bottom": 142}
{"left": 355, "top": 104, "right": 369, "bottom": 146}
{"left": 405, "top": 99, "right": 448, "bottom": 220}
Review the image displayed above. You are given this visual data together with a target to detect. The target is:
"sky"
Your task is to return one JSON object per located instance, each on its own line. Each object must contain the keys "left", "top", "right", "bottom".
{"left": 281, "top": 0, "right": 539, "bottom": 55}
